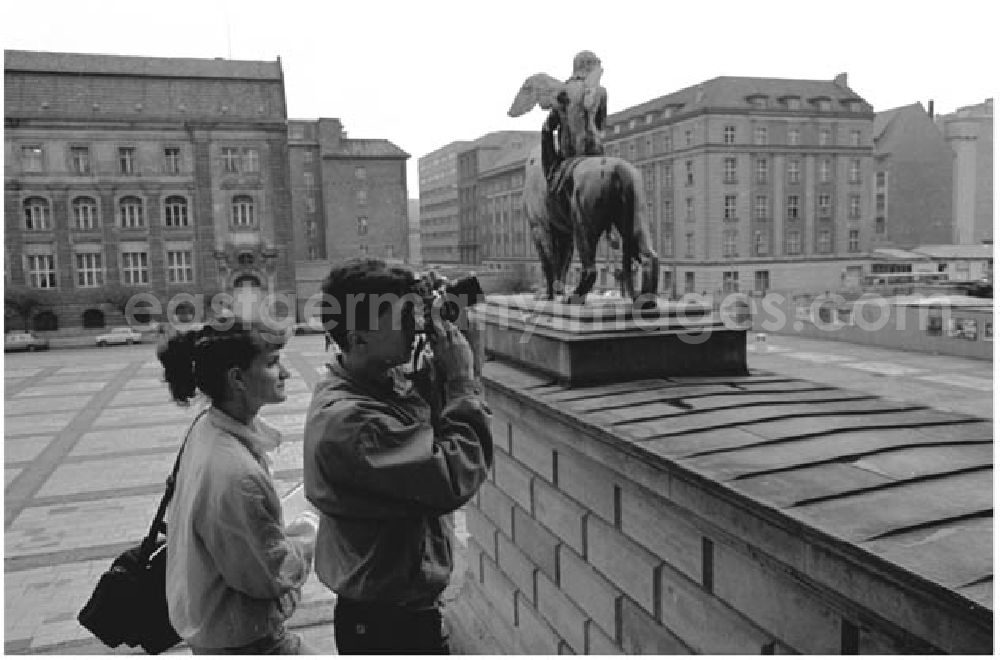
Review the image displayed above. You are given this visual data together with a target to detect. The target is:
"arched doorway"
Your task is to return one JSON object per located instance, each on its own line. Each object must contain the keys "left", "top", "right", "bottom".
{"left": 232, "top": 274, "right": 262, "bottom": 315}
{"left": 82, "top": 309, "right": 105, "bottom": 329}
{"left": 34, "top": 311, "right": 58, "bottom": 331}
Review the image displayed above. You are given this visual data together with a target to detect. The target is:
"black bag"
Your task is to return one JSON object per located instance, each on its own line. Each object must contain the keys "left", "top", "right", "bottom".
{"left": 78, "top": 412, "right": 205, "bottom": 654}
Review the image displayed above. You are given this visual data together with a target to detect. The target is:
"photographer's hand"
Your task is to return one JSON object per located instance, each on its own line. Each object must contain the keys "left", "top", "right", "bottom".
{"left": 429, "top": 321, "right": 475, "bottom": 382}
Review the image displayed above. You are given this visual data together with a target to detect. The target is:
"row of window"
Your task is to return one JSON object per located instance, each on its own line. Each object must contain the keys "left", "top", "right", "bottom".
{"left": 661, "top": 227, "right": 861, "bottom": 259}
{"left": 24, "top": 249, "right": 195, "bottom": 289}
{"left": 18, "top": 144, "right": 260, "bottom": 176}
{"left": 20, "top": 195, "right": 259, "bottom": 231}
{"left": 609, "top": 125, "right": 864, "bottom": 159}
{"left": 661, "top": 193, "right": 864, "bottom": 224}
{"left": 645, "top": 157, "right": 863, "bottom": 190}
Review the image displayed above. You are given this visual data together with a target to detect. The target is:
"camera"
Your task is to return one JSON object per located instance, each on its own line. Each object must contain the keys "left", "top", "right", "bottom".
{"left": 412, "top": 272, "right": 485, "bottom": 337}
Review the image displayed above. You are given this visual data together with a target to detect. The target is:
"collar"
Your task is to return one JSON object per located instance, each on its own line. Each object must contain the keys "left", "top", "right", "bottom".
{"left": 327, "top": 356, "right": 415, "bottom": 399}
{"left": 207, "top": 406, "right": 282, "bottom": 462}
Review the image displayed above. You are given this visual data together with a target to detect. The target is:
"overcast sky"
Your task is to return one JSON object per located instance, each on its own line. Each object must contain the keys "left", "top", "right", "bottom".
{"left": 3, "top": 0, "right": 996, "bottom": 195}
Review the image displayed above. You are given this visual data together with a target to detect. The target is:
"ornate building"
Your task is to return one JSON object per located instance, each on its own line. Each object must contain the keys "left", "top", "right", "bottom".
{"left": 602, "top": 73, "right": 876, "bottom": 295}
{"left": 4, "top": 50, "right": 295, "bottom": 330}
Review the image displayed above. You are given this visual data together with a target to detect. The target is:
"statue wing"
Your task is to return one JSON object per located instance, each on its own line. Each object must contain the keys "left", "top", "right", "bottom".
{"left": 508, "top": 73, "right": 565, "bottom": 117}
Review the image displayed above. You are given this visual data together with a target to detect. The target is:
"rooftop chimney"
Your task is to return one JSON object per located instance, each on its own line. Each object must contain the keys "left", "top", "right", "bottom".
{"left": 834, "top": 72, "right": 848, "bottom": 87}
{"left": 928, "top": 100, "right": 935, "bottom": 118}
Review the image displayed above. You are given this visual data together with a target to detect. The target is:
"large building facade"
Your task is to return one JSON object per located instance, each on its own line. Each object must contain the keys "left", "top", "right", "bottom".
{"left": 872, "top": 103, "right": 954, "bottom": 248}
{"left": 4, "top": 50, "right": 295, "bottom": 330}
{"left": 287, "top": 117, "right": 408, "bottom": 264}
{"left": 602, "top": 74, "right": 876, "bottom": 296}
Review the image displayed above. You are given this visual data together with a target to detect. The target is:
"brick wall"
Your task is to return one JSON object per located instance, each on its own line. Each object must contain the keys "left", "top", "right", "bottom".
{"left": 445, "top": 369, "right": 989, "bottom": 654}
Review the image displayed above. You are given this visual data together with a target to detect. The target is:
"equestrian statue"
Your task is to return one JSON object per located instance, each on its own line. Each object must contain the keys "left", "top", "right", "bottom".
{"left": 508, "top": 51, "right": 659, "bottom": 304}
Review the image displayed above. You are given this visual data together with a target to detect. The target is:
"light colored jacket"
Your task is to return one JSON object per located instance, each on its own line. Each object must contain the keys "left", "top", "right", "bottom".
{"left": 166, "top": 407, "right": 312, "bottom": 649}
{"left": 304, "top": 360, "right": 493, "bottom": 607}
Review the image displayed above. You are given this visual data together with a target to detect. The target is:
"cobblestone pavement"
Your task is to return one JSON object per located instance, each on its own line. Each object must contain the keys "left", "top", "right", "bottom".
{"left": 4, "top": 333, "right": 990, "bottom": 653}
{"left": 3, "top": 334, "right": 339, "bottom": 654}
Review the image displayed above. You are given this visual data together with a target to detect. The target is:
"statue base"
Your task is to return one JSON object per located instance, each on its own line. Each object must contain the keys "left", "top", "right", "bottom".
{"left": 470, "top": 294, "right": 749, "bottom": 387}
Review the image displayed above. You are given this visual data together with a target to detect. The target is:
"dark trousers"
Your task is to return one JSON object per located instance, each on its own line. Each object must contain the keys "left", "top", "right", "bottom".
{"left": 334, "top": 597, "right": 449, "bottom": 655}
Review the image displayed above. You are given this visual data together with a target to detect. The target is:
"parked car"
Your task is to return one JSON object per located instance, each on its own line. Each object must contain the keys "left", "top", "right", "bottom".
{"left": 4, "top": 331, "right": 50, "bottom": 352}
{"left": 96, "top": 326, "right": 143, "bottom": 347}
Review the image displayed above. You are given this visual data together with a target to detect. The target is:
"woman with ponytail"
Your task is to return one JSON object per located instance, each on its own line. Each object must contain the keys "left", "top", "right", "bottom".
{"left": 158, "top": 317, "right": 318, "bottom": 654}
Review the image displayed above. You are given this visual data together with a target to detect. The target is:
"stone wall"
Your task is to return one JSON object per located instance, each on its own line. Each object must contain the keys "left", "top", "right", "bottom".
{"left": 445, "top": 362, "right": 992, "bottom": 654}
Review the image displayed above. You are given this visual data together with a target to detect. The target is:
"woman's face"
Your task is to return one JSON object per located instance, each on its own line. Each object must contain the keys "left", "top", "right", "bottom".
{"left": 241, "top": 344, "right": 290, "bottom": 409}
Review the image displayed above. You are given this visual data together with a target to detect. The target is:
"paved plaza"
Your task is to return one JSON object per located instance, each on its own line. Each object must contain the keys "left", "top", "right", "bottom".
{"left": 3, "top": 333, "right": 993, "bottom": 653}
{"left": 3, "top": 335, "right": 339, "bottom": 654}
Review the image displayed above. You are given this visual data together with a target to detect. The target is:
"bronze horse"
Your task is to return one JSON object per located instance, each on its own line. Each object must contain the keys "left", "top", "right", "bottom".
{"left": 510, "top": 74, "right": 659, "bottom": 303}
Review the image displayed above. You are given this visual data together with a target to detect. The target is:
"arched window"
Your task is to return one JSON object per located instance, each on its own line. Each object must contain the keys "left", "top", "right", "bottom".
{"left": 23, "top": 197, "right": 51, "bottom": 230}
{"left": 119, "top": 196, "right": 145, "bottom": 228}
{"left": 231, "top": 195, "right": 255, "bottom": 227}
{"left": 72, "top": 196, "right": 98, "bottom": 230}
{"left": 34, "top": 311, "right": 58, "bottom": 331}
{"left": 82, "top": 309, "right": 106, "bottom": 329}
{"left": 164, "top": 196, "right": 189, "bottom": 227}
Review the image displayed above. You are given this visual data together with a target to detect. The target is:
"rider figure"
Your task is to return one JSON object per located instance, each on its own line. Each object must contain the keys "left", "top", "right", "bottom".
{"left": 541, "top": 50, "right": 608, "bottom": 192}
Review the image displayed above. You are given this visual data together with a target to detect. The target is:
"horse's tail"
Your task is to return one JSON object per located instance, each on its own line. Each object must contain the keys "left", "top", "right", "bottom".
{"left": 613, "top": 161, "right": 636, "bottom": 293}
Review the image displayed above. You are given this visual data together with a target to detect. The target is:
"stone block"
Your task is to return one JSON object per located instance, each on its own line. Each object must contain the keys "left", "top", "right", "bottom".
{"left": 534, "top": 479, "right": 586, "bottom": 553}
{"left": 713, "top": 542, "right": 841, "bottom": 654}
{"left": 496, "top": 531, "right": 537, "bottom": 605}
{"left": 478, "top": 481, "right": 514, "bottom": 537}
{"left": 494, "top": 450, "right": 533, "bottom": 513}
{"left": 559, "top": 545, "right": 620, "bottom": 637}
{"left": 510, "top": 421, "right": 556, "bottom": 482}
{"left": 586, "top": 515, "right": 660, "bottom": 615}
{"left": 557, "top": 447, "right": 619, "bottom": 524}
{"left": 586, "top": 620, "right": 622, "bottom": 655}
{"left": 659, "top": 559, "right": 777, "bottom": 654}
{"left": 620, "top": 483, "right": 703, "bottom": 582}
{"left": 512, "top": 506, "right": 559, "bottom": 582}
{"left": 619, "top": 596, "right": 691, "bottom": 655}
{"left": 516, "top": 592, "right": 560, "bottom": 655}
{"left": 481, "top": 555, "right": 517, "bottom": 627}
{"left": 537, "top": 571, "right": 588, "bottom": 653}
{"left": 464, "top": 505, "right": 497, "bottom": 560}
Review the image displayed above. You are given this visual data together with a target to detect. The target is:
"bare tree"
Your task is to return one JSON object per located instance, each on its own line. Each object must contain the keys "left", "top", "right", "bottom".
{"left": 4, "top": 285, "right": 56, "bottom": 331}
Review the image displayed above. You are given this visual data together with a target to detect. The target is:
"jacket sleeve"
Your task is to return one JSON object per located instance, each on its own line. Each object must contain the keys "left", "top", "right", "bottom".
{"left": 311, "top": 382, "right": 492, "bottom": 515}
{"left": 595, "top": 88, "right": 607, "bottom": 131}
{"left": 199, "top": 472, "right": 311, "bottom": 600}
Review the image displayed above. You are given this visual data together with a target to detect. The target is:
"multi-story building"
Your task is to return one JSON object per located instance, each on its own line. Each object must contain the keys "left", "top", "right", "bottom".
{"left": 419, "top": 141, "right": 468, "bottom": 265}
{"left": 287, "top": 118, "right": 409, "bottom": 319}
{"left": 598, "top": 73, "right": 876, "bottom": 296}
{"left": 457, "top": 131, "right": 536, "bottom": 265}
{"left": 871, "top": 102, "right": 954, "bottom": 248}
{"left": 420, "top": 131, "right": 535, "bottom": 266}
{"left": 4, "top": 50, "right": 294, "bottom": 331}
{"left": 937, "top": 98, "right": 993, "bottom": 245}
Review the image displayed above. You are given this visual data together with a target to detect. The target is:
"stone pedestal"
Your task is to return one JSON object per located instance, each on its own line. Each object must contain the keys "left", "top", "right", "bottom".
{"left": 470, "top": 294, "right": 748, "bottom": 387}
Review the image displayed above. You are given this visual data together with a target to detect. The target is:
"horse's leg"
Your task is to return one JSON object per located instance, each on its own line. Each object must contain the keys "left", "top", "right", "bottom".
{"left": 531, "top": 231, "right": 555, "bottom": 300}
{"left": 552, "top": 229, "right": 574, "bottom": 299}
{"left": 568, "top": 198, "right": 599, "bottom": 304}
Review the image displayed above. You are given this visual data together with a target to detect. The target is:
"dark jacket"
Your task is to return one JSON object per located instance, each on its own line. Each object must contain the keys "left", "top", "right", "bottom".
{"left": 303, "top": 359, "right": 492, "bottom": 607}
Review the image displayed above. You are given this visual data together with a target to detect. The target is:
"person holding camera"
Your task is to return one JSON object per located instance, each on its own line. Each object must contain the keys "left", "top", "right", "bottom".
{"left": 303, "top": 259, "right": 493, "bottom": 654}
{"left": 159, "top": 317, "right": 319, "bottom": 654}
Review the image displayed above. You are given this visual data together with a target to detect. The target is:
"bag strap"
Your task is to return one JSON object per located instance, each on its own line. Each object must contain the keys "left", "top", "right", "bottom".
{"left": 139, "top": 408, "right": 209, "bottom": 558}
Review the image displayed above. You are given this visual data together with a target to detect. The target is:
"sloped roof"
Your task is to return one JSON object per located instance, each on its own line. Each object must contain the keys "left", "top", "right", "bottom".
{"left": 874, "top": 103, "right": 926, "bottom": 142}
{"left": 4, "top": 49, "right": 282, "bottom": 80}
{"left": 330, "top": 139, "right": 409, "bottom": 158}
{"left": 912, "top": 244, "right": 995, "bottom": 259}
{"left": 607, "top": 75, "right": 870, "bottom": 125}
